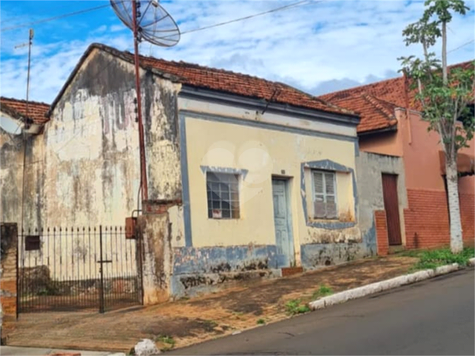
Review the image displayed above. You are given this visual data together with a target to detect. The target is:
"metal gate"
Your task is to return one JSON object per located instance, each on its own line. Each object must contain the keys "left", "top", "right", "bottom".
{"left": 18, "top": 226, "right": 143, "bottom": 313}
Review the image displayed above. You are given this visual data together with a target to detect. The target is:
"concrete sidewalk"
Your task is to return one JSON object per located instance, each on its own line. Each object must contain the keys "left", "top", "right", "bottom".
{"left": 0, "top": 346, "right": 119, "bottom": 356}
{"left": 3, "top": 255, "right": 418, "bottom": 353}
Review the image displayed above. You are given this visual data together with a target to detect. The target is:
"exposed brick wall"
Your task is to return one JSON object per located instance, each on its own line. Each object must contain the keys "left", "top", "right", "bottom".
{"left": 460, "top": 193, "right": 475, "bottom": 245}
{"left": 404, "top": 189, "right": 450, "bottom": 249}
{"left": 375, "top": 210, "right": 389, "bottom": 256}
{"left": 1, "top": 223, "right": 18, "bottom": 342}
{"left": 404, "top": 189, "right": 474, "bottom": 249}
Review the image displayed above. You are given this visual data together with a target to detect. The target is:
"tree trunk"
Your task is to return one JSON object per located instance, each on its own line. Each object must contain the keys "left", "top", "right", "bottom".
{"left": 445, "top": 156, "right": 463, "bottom": 253}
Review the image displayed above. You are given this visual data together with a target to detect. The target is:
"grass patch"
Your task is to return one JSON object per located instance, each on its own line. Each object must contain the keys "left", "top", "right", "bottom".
{"left": 404, "top": 247, "right": 475, "bottom": 271}
{"left": 156, "top": 335, "right": 175, "bottom": 351}
{"left": 156, "top": 335, "right": 175, "bottom": 346}
{"left": 312, "top": 284, "right": 333, "bottom": 299}
{"left": 285, "top": 299, "right": 311, "bottom": 315}
{"left": 200, "top": 319, "right": 219, "bottom": 332}
{"left": 256, "top": 318, "right": 266, "bottom": 325}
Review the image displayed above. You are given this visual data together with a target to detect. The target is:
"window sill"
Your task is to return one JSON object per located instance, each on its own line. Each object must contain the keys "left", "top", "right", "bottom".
{"left": 208, "top": 218, "right": 241, "bottom": 221}
{"left": 309, "top": 217, "right": 355, "bottom": 223}
{"left": 306, "top": 219, "right": 356, "bottom": 230}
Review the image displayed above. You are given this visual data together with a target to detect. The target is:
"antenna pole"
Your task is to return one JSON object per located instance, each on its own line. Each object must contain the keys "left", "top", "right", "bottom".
{"left": 20, "top": 28, "right": 34, "bottom": 242}
{"left": 132, "top": 0, "right": 149, "bottom": 204}
{"left": 25, "top": 29, "right": 33, "bottom": 121}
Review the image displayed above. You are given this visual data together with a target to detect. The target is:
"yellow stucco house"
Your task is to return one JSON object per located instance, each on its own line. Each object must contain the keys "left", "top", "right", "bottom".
{"left": 3, "top": 43, "right": 376, "bottom": 301}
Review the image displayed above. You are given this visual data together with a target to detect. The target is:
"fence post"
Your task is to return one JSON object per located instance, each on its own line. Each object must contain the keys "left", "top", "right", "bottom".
{"left": 0, "top": 223, "right": 18, "bottom": 344}
{"left": 98, "top": 225, "right": 105, "bottom": 314}
{"left": 135, "top": 222, "right": 144, "bottom": 306}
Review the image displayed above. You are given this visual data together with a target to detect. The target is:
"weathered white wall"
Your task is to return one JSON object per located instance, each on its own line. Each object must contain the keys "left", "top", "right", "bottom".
{"left": 0, "top": 121, "right": 44, "bottom": 229}
{"left": 0, "top": 127, "right": 23, "bottom": 224}
{"left": 45, "top": 48, "right": 182, "bottom": 228}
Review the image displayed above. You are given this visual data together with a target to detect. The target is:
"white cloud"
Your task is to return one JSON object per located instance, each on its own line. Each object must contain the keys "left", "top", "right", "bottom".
{"left": 0, "top": 0, "right": 473, "bottom": 103}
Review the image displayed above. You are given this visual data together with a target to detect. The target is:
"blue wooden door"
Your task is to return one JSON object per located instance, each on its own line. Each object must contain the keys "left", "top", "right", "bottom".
{"left": 272, "top": 179, "right": 294, "bottom": 267}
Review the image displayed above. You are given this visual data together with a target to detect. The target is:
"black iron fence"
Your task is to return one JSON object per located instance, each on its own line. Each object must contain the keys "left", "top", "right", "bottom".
{"left": 18, "top": 226, "right": 142, "bottom": 313}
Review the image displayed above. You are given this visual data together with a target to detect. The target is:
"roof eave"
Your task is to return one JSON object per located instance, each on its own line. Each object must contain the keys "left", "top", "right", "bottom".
{"left": 47, "top": 43, "right": 183, "bottom": 118}
{"left": 0, "top": 104, "right": 24, "bottom": 122}
{"left": 357, "top": 123, "right": 398, "bottom": 136}
{"left": 47, "top": 44, "right": 99, "bottom": 118}
{"left": 179, "top": 85, "right": 361, "bottom": 127}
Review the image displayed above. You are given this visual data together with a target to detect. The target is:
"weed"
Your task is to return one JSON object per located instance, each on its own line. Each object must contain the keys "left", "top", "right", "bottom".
{"left": 285, "top": 299, "right": 311, "bottom": 315}
{"left": 36, "top": 283, "right": 60, "bottom": 296}
{"left": 156, "top": 335, "right": 175, "bottom": 347}
{"left": 200, "top": 319, "right": 218, "bottom": 331}
{"left": 312, "top": 284, "right": 333, "bottom": 299}
{"left": 404, "top": 247, "right": 475, "bottom": 271}
{"left": 256, "top": 318, "right": 266, "bottom": 325}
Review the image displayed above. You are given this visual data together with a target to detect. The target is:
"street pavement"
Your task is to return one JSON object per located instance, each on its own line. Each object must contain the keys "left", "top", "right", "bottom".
{"left": 0, "top": 347, "right": 118, "bottom": 356}
{"left": 168, "top": 269, "right": 475, "bottom": 355}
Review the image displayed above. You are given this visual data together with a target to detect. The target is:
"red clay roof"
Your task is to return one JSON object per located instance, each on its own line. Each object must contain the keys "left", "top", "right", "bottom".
{"left": 92, "top": 44, "right": 353, "bottom": 117}
{"left": 319, "top": 60, "right": 474, "bottom": 133}
{"left": 318, "top": 92, "right": 398, "bottom": 133}
{"left": 319, "top": 76, "right": 408, "bottom": 110}
{"left": 136, "top": 54, "right": 353, "bottom": 116}
{"left": 0, "top": 97, "right": 50, "bottom": 124}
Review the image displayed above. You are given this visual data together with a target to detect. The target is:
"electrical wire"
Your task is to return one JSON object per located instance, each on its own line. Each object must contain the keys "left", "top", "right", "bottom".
{"left": 1, "top": 4, "right": 110, "bottom": 32}
{"left": 1, "top": 0, "right": 320, "bottom": 34}
{"left": 179, "top": 0, "right": 319, "bottom": 36}
{"left": 447, "top": 39, "right": 475, "bottom": 54}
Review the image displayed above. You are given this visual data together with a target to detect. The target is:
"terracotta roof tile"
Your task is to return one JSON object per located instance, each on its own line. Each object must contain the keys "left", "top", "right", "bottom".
{"left": 318, "top": 60, "right": 474, "bottom": 133}
{"left": 318, "top": 92, "right": 397, "bottom": 133}
{"left": 49, "top": 44, "right": 359, "bottom": 122}
{"left": 120, "top": 47, "right": 353, "bottom": 116}
{"left": 0, "top": 97, "right": 50, "bottom": 125}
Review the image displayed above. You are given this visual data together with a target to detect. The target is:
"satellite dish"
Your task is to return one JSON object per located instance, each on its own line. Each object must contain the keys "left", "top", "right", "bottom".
{"left": 109, "top": 0, "right": 180, "bottom": 204}
{"left": 0, "top": 115, "right": 22, "bottom": 135}
{"left": 110, "top": 0, "right": 180, "bottom": 47}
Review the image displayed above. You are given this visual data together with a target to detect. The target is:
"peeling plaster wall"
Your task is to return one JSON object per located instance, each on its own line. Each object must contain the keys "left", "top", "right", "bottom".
{"left": 356, "top": 151, "right": 407, "bottom": 247}
{"left": 143, "top": 73, "right": 182, "bottom": 201}
{"left": 0, "top": 125, "right": 44, "bottom": 229}
{"left": 174, "top": 96, "right": 370, "bottom": 282}
{"left": 0, "top": 129, "right": 23, "bottom": 224}
{"left": 138, "top": 213, "right": 173, "bottom": 305}
{"left": 170, "top": 245, "right": 281, "bottom": 298}
{"left": 46, "top": 49, "right": 182, "bottom": 227}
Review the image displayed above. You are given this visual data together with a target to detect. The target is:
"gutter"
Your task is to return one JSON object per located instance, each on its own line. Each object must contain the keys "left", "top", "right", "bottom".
{"left": 358, "top": 124, "right": 398, "bottom": 137}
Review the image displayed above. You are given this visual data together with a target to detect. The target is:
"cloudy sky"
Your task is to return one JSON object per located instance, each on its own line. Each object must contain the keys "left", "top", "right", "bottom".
{"left": 1, "top": 0, "right": 474, "bottom": 104}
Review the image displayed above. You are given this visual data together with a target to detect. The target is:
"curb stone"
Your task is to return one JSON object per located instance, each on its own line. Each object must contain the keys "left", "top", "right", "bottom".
{"left": 309, "top": 262, "right": 464, "bottom": 311}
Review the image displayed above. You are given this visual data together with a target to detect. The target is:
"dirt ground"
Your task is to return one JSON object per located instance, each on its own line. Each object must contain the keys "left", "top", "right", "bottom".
{"left": 4, "top": 255, "right": 418, "bottom": 353}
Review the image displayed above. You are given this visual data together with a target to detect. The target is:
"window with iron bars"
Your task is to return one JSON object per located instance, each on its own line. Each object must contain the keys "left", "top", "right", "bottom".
{"left": 206, "top": 172, "right": 240, "bottom": 219}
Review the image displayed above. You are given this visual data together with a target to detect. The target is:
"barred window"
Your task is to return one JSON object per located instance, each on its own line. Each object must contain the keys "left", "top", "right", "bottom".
{"left": 207, "top": 172, "right": 240, "bottom": 219}
{"left": 313, "top": 170, "right": 338, "bottom": 219}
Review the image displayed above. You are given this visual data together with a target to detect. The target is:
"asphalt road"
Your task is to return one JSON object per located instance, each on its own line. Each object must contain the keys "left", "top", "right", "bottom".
{"left": 169, "top": 269, "right": 475, "bottom": 355}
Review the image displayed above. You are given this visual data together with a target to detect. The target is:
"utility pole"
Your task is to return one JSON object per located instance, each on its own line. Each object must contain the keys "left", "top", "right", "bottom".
{"left": 15, "top": 28, "right": 34, "bottom": 238}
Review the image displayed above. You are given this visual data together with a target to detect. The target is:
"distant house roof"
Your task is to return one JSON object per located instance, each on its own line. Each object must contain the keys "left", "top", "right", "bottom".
{"left": 319, "top": 92, "right": 398, "bottom": 133}
{"left": 0, "top": 97, "right": 50, "bottom": 125}
{"left": 49, "top": 43, "right": 357, "bottom": 121}
{"left": 319, "top": 60, "right": 474, "bottom": 134}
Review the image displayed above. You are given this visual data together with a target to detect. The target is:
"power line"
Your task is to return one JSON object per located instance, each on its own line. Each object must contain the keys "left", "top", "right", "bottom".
{"left": 447, "top": 39, "right": 474, "bottom": 54}
{"left": 1, "top": 4, "right": 110, "bottom": 32}
{"left": 1, "top": 0, "right": 321, "bottom": 34}
{"left": 179, "top": 0, "right": 320, "bottom": 36}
